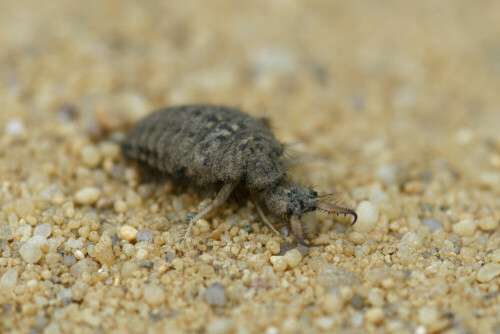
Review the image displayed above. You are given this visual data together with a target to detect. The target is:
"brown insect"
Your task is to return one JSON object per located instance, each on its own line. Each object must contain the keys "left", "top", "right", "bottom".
{"left": 122, "top": 105, "right": 356, "bottom": 246}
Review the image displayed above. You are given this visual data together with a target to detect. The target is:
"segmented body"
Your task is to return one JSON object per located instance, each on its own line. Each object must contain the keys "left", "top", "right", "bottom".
{"left": 122, "top": 105, "right": 286, "bottom": 189}
{"left": 123, "top": 104, "right": 357, "bottom": 246}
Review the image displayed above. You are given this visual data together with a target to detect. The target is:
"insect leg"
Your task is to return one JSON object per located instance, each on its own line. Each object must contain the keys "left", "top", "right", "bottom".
{"left": 182, "top": 182, "right": 237, "bottom": 243}
{"left": 250, "top": 191, "right": 281, "bottom": 237}
{"left": 290, "top": 216, "right": 325, "bottom": 247}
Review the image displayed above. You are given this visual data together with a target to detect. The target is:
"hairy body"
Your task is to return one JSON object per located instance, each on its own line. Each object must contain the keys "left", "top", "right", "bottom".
{"left": 122, "top": 105, "right": 356, "bottom": 246}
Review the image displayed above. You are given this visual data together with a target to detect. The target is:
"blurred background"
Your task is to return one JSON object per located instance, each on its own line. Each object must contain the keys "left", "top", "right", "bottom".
{"left": 2, "top": 0, "right": 500, "bottom": 190}
{"left": 1, "top": 1, "right": 500, "bottom": 333}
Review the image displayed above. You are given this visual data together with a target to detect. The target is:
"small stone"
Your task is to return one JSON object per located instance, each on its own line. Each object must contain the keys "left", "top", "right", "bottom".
{"left": 369, "top": 187, "right": 388, "bottom": 203}
{"left": 317, "top": 265, "right": 362, "bottom": 288}
{"left": 353, "top": 201, "right": 379, "bottom": 233}
{"left": 478, "top": 217, "right": 498, "bottom": 231}
{"left": 136, "top": 249, "right": 149, "bottom": 260}
{"left": 70, "top": 258, "right": 98, "bottom": 278}
{"left": 476, "top": 263, "right": 500, "bottom": 283}
{"left": 452, "top": 219, "right": 477, "bottom": 237}
{"left": 143, "top": 284, "right": 165, "bottom": 306}
{"left": 95, "top": 104, "right": 128, "bottom": 131}
{"left": 365, "top": 308, "right": 384, "bottom": 325}
{"left": 113, "top": 200, "right": 127, "bottom": 213}
{"left": 120, "top": 226, "right": 138, "bottom": 242}
{"left": 46, "top": 253, "right": 62, "bottom": 264}
{"left": 266, "top": 240, "right": 281, "bottom": 255}
{"left": 66, "top": 238, "right": 83, "bottom": 249}
{"left": 33, "top": 223, "right": 52, "bottom": 238}
{"left": 422, "top": 219, "right": 443, "bottom": 232}
{"left": 93, "top": 235, "right": 114, "bottom": 267}
{"left": 198, "top": 264, "right": 215, "bottom": 278}
{"left": 18, "top": 244, "right": 41, "bottom": 264}
{"left": 80, "top": 145, "right": 102, "bottom": 168}
{"left": 16, "top": 198, "right": 35, "bottom": 219}
{"left": 74, "top": 250, "right": 85, "bottom": 260}
{"left": 248, "top": 253, "right": 268, "bottom": 271}
{"left": 320, "top": 294, "right": 343, "bottom": 314}
{"left": 490, "top": 250, "right": 500, "bottom": 263}
{"left": 62, "top": 255, "right": 76, "bottom": 266}
{"left": 0, "top": 269, "right": 18, "bottom": 288}
{"left": 17, "top": 224, "right": 32, "bottom": 239}
{"left": 5, "top": 117, "right": 25, "bottom": 135}
{"left": 418, "top": 306, "right": 439, "bottom": 325}
{"left": 368, "top": 288, "right": 385, "bottom": 307}
{"left": 350, "top": 294, "right": 364, "bottom": 309}
{"left": 136, "top": 230, "right": 153, "bottom": 243}
{"left": 206, "top": 318, "right": 234, "bottom": 334}
{"left": 270, "top": 256, "right": 287, "bottom": 272}
{"left": 205, "top": 282, "right": 227, "bottom": 306}
{"left": 99, "top": 142, "right": 121, "bottom": 159}
{"left": 121, "top": 260, "right": 140, "bottom": 278}
{"left": 0, "top": 226, "right": 13, "bottom": 240}
{"left": 74, "top": 187, "right": 102, "bottom": 205}
{"left": 376, "top": 164, "right": 406, "bottom": 186}
{"left": 284, "top": 249, "right": 302, "bottom": 268}
{"left": 57, "top": 288, "right": 73, "bottom": 304}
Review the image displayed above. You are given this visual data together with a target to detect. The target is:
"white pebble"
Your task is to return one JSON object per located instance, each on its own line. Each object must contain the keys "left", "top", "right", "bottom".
{"left": 368, "top": 187, "right": 388, "bottom": 203}
{"left": 418, "top": 306, "right": 439, "bottom": 325}
{"left": 62, "top": 255, "right": 76, "bottom": 266}
{"left": 270, "top": 256, "right": 287, "bottom": 272}
{"left": 27, "top": 235, "right": 48, "bottom": 248}
{"left": 206, "top": 318, "right": 234, "bottom": 334}
{"left": 0, "top": 226, "right": 13, "bottom": 240}
{"left": 422, "top": 219, "right": 443, "bottom": 232}
{"left": 452, "top": 219, "right": 477, "bottom": 237}
{"left": 376, "top": 164, "right": 405, "bottom": 186}
{"left": 74, "top": 250, "right": 85, "bottom": 260}
{"left": 353, "top": 201, "right": 379, "bottom": 233}
{"left": 19, "top": 242, "right": 43, "bottom": 264}
{"left": 114, "top": 200, "right": 128, "bottom": 213}
{"left": 17, "top": 224, "right": 32, "bottom": 240}
{"left": 33, "top": 223, "right": 52, "bottom": 238}
{"left": 74, "top": 187, "right": 102, "bottom": 205}
{"left": 0, "top": 269, "right": 18, "bottom": 288}
{"left": 476, "top": 263, "right": 500, "bottom": 283}
{"left": 57, "top": 288, "right": 73, "bottom": 303}
{"left": 66, "top": 238, "right": 83, "bottom": 249}
{"left": 284, "top": 249, "right": 303, "bottom": 268}
{"left": 120, "top": 225, "right": 138, "bottom": 242}
{"left": 478, "top": 217, "right": 498, "bottom": 231}
{"left": 365, "top": 307, "right": 384, "bottom": 325}
{"left": 5, "top": 117, "right": 25, "bottom": 135}
{"left": 136, "top": 248, "right": 149, "bottom": 261}
{"left": 81, "top": 145, "right": 102, "bottom": 168}
{"left": 143, "top": 284, "right": 165, "bottom": 306}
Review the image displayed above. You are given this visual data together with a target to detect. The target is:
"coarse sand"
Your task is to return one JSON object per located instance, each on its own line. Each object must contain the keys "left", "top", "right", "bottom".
{"left": 1, "top": 1, "right": 500, "bottom": 333}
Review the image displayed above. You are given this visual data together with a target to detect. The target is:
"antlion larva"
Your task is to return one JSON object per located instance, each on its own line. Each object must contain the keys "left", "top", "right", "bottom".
{"left": 122, "top": 104, "right": 356, "bottom": 246}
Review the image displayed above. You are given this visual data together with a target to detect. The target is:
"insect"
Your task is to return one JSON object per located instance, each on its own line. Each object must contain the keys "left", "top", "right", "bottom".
{"left": 122, "top": 104, "right": 357, "bottom": 246}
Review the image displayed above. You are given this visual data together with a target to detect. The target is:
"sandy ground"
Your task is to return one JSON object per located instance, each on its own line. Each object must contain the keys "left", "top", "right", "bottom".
{"left": 1, "top": 1, "right": 500, "bottom": 333}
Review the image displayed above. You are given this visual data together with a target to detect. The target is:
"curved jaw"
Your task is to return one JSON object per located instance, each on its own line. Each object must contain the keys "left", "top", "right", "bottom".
{"left": 290, "top": 201, "right": 357, "bottom": 247}
{"left": 316, "top": 201, "right": 357, "bottom": 225}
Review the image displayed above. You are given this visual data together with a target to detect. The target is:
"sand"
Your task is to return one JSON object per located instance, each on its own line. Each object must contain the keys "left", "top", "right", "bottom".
{"left": 1, "top": 1, "right": 500, "bottom": 333}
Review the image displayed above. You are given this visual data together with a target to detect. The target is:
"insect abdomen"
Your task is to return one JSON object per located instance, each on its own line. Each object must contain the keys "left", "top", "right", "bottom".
{"left": 122, "top": 105, "right": 286, "bottom": 187}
